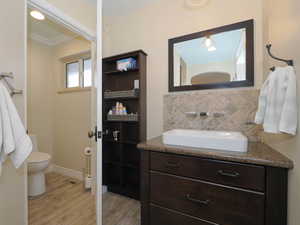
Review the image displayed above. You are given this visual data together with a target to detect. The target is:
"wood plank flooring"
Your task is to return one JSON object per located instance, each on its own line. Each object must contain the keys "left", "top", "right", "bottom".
{"left": 29, "top": 173, "right": 140, "bottom": 225}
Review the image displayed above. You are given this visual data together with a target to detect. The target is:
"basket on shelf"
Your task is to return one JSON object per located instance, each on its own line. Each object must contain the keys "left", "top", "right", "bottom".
{"left": 107, "top": 114, "right": 138, "bottom": 122}
{"left": 104, "top": 89, "right": 139, "bottom": 99}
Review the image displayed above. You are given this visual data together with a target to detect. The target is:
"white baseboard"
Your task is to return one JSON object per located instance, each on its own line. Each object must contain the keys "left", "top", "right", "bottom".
{"left": 48, "top": 164, "right": 83, "bottom": 181}
{"left": 47, "top": 164, "right": 106, "bottom": 193}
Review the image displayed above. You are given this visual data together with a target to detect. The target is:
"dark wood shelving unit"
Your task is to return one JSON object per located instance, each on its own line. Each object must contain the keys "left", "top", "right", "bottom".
{"left": 102, "top": 50, "right": 147, "bottom": 200}
{"left": 104, "top": 68, "right": 139, "bottom": 75}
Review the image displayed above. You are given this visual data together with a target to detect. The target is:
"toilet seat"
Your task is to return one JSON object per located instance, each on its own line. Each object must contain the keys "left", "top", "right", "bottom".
{"left": 28, "top": 152, "right": 51, "bottom": 164}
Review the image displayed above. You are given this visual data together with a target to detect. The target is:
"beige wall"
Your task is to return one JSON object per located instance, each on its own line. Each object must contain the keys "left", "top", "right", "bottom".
{"left": 0, "top": 0, "right": 27, "bottom": 224}
{"left": 103, "top": 0, "right": 265, "bottom": 139}
{"left": 47, "top": 0, "right": 97, "bottom": 32}
{"left": 263, "top": 1, "right": 300, "bottom": 224}
{"left": 52, "top": 38, "right": 91, "bottom": 172}
{"left": 27, "top": 40, "right": 54, "bottom": 157}
{"left": 27, "top": 38, "right": 91, "bottom": 173}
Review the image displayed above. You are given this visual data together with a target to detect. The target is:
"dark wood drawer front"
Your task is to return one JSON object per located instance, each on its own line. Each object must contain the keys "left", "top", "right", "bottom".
{"left": 150, "top": 172, "right": 265, "bottom": 225}
{"left": 150, "top": 152, "right": 265, "bottom": 191}
{"left": 150, "top": 204, "right": 214, "bottom": 225}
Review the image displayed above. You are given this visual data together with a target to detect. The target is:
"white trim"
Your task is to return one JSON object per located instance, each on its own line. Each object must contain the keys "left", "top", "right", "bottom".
{"left": 50, "top": 164, "right": 84, "bottom": 181}
{"left": 27, "top": 0, "right": 96, "bottom": 42}
{"left": 96, "top": 0, "right": 103, "bottom": 224}
{"left": 24, "top": 3, "right": 29, "bottom": 225}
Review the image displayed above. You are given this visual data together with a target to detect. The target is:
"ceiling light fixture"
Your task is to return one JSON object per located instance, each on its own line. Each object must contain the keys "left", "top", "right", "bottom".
{"left": 204, "top": 36, "right": 213, "bottom": 48}
{"left": 203, "top": 36, "right": 217, "bottom": 52}
{"left": 208, "top": 46, "right": 217, "bottom": 52}
{"left": 30, "top": 10, "right": 45, "bottom": 20}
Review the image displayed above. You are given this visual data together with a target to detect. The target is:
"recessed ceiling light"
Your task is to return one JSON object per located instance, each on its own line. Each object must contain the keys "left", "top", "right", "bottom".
{"left": 30, "top": 10, "right": 45, "bottom": 20}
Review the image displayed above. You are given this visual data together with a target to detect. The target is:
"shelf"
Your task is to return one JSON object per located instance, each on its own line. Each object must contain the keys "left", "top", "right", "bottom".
{"left": 104, "top": 161, "right": 139, "bottom": 170}
{"left": 104, "top": 161, "right": 121, "bottom": 166}
{"left": 107, "top": 114, "right": 138, "bottom": 122}
{"left": 104, "top": 96, "right": 139, "bottom": 101}
{"left": 104, "top": 68, "right": 139, "bottom": 75}
{"left": 103, "top": 139, "right": 139, "bottom": 145}
{"left": 105, "top": 120, "right": 139, "bottom": 123}
{"left": 104, "top": 89, "right": 139, "bottom": 100}
{"left": 124, "top": 164, "right": 139, "bottom": 169}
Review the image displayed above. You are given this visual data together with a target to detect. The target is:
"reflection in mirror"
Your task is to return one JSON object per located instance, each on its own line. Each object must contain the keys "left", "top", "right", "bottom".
{"left": 169, "top": 20, "right": 254, "bottom": 92}
{"left": 174, "top": 29, "right": 246, "bottom": 86}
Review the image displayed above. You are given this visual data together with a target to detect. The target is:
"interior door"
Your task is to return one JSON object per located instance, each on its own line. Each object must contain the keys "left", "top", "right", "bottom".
{"left": 0, "top": 1, "right": 27, "bottom": 225}
{"left": 89, "top": 40, "right": 102, "bottom": 225}
{"left": 90, "top": 41, "right": 102, "bottom": 195}
{"left": 93, "top": 2, "right": 103, "bottom": 222}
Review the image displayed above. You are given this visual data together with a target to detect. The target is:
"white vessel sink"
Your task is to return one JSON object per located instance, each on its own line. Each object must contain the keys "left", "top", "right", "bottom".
{"left": 163, "top": 129, "right": 248, "bottom": 153}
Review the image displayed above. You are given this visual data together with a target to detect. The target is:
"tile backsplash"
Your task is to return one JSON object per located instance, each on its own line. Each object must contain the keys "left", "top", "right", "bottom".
{"left": 164, "top": 88, "right": 262, "bottom": 142}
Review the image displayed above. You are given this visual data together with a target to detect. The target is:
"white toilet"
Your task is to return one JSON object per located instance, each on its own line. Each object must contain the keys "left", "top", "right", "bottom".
{"left": 28, "top": 135, "right": 51, "bottom": 197}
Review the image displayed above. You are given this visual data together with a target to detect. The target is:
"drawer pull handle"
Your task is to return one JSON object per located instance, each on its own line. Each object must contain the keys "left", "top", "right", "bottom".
{"left": 218, "top": 170, "right": 240, "bottom": 178}
{"left": 186, "top": 194, "right": 210, "bottom": 205}
{"left": 165, "top": 162, "right": 180, "bottom": 169}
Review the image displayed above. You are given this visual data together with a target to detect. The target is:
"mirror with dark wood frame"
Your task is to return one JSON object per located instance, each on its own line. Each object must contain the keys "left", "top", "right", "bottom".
{"left": 169, "top": 20, "right": 254, "bottom": 92}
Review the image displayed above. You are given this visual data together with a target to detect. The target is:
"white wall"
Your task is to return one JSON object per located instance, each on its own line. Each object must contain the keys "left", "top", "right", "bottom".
{"left": 103, "top": 0, "right": 265, "bottom": 138}
{"left": 263, "top": 1, "right": 300, "bottom": 224}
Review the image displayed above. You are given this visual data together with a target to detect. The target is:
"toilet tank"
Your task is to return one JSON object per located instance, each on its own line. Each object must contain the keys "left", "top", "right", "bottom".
{"left": 29, "top": 135, "right": 38, "bottom": 152}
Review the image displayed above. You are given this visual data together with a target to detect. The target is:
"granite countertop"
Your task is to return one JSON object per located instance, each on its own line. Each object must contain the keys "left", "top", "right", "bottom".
{"left": 137, "top": 136, "right": 294, "bottom": 169}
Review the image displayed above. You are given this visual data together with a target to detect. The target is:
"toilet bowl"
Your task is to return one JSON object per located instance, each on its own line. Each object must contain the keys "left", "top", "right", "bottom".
{"left": 28, "top": 135, "right": 51, "bottom": 197}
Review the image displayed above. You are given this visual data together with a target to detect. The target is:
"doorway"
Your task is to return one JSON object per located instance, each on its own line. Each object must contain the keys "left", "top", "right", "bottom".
{"left": 26, "top": 2, "right": 100, "bottom": 225}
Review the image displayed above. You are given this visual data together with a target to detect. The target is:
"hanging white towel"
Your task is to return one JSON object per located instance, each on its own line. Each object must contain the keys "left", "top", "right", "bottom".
{"left": 255, "top": 66, "right": 298, "bottom": 135}
{"left": 0, "top": 81, "right": 32, "bottom": 175}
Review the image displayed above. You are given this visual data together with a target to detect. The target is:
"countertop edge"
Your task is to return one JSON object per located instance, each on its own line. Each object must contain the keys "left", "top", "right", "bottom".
{"left": 137, "top": 137, "right": 294, "bottom": 169}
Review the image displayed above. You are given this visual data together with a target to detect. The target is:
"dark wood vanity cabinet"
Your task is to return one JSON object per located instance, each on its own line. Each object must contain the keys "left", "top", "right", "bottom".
{"left": 141, "top": 150, "right": 288, "bottom": 225}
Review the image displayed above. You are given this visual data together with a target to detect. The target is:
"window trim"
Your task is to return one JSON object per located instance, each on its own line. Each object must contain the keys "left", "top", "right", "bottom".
{"left": 83, "top": 58, "right": 92, "bottom": 88}
{"left": 59, "top": 51, "right": 92, "bottom": 93}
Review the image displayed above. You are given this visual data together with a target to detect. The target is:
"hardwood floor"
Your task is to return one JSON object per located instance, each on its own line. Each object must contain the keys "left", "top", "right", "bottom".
{"left": 29, "top": 173, "right": 140, "bottom": 225}
{"left": 103, "top": 192, "right": 140, "bottom": 225}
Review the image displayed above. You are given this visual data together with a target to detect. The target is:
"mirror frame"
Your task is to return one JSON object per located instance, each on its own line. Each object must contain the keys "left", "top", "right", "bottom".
{"left": 168, "top": 19, "right": 254, "bottom": 92}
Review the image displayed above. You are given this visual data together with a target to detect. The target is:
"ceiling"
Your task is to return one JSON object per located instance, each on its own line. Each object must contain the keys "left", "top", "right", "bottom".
{"left": 28, "top": 10, "right": 78, "bottom": 46}
{"left": 103, "top": 0, "right": 159, "bottom": 17}
{"left": 174, "top": 29, "right": 245, "bottom": 65}
{"left": 28, "top": 0, "right": 156, "bottom": 44}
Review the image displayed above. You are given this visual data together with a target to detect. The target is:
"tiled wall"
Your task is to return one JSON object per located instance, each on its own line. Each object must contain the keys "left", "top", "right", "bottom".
{"left": 164, "top": 88, "right": 262, "bottom": 142}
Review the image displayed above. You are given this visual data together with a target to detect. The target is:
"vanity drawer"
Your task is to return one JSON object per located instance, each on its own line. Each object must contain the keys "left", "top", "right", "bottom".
{"left": 150, "top": 171, "right": 265, "bottom": 225}
{"left": 150, "top": 152, "right": 265, "bottom": 191}
{"left": 150, "top": 204, "right": 213, "bottom": 225}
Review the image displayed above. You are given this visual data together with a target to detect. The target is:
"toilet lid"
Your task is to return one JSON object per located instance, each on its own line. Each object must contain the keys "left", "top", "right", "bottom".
{"left": 28, "top": 152, "right": 51, "bottom": 163}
